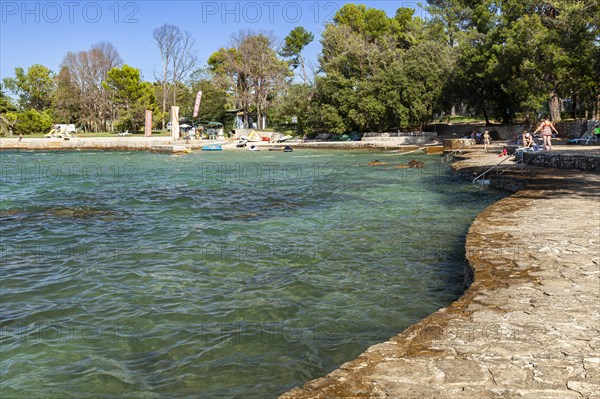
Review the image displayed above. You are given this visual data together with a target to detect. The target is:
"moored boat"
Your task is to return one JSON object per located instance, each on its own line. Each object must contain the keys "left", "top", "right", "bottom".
{"left": 202, "top": 144, "right": 222, "bottom": 151}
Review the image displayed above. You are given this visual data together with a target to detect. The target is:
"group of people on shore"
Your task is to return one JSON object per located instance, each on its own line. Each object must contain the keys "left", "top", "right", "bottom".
{"left": 519, "top": 119, "right": 558, "bottom": 151}
{"left": 475, "top": 118, "right": 561, "bottom": 155}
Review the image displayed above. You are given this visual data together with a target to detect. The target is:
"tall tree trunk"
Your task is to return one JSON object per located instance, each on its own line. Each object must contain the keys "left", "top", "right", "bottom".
{"left": 571, "top": 94, "right": 577, "bottom": 120}
{"left": 450, "top": 104, "right": 456, "bottom": 117}
{"left": 301, "top": 55, "right": 307, "bottom": 84}
{"left": 0, "top": 115, "right": 18, "bottom": 136}
{"left": 502, "top": 108, "right": 511, "bottom": 124}
{"left": 161, "top": 88, "right": 167, "bottom": 130}
{"left": 483, "top": 109, "right": 490, "bottom": 126}
{"left": 257, "top": 103, "right": 262, "bottom": 129}
{"left": 549, "top": 87, "right": 561, "bottom": 122}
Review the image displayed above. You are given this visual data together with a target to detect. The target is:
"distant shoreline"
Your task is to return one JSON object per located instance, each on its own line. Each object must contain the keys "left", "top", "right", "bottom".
{"left": 0, "top": 137, "right": 445, "bottom": 153}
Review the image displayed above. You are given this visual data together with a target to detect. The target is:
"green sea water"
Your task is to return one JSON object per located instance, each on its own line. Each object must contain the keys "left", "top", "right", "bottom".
{"left": 0, "top": 149, "right": 506, "bottom": 398}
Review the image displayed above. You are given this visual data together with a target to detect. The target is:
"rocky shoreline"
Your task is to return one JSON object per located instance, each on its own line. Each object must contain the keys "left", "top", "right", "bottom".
{"left": 280, "top": 148, "right": 600, "bottom": 398}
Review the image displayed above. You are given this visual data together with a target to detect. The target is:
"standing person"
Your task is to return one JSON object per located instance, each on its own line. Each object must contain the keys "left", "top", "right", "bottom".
{"left": 483, "top": 131, "right": 491, "bottom": 153}
{"left": 594, "top": 124, "right": 600, "bottom": 142}
{"left": 534, "top": 118, "right": 558, "bottom": 150}
{"left": 18, "top": 132, "right": 23, "bottom": 142}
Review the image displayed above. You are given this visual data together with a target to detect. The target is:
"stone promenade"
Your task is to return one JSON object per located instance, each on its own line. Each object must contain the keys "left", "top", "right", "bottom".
{"left": 281, "top": 149, "right": 600, "bottom": 398}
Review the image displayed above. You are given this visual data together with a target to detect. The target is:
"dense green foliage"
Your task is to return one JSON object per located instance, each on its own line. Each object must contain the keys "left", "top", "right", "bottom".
{"left": 2, "top": 65, "right": 55, "bottom": 112}
{"left": 280, "top": 27, "right": 314, "bottom": 84}
{"left": 1, "top": 66, "right": 56, "bottom": 134}
{"left": 14, "top": 110, "right": 53, "bottom": 135}
{"left": 103, "top": 65, "right": 158, "bottom": 132}
{"left": 309, "top": 4, "right": 452, "bottom": 131}
{"left": 429, "top": 0, "right": 599, "bottom": 123}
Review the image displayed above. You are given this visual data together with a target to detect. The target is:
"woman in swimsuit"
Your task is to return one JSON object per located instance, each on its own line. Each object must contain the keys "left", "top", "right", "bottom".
{"left": 534, "top": 119, "right": 558, "bottom": 150}
{"left": 483, "top": 131, "right": 491, "bottom": 153}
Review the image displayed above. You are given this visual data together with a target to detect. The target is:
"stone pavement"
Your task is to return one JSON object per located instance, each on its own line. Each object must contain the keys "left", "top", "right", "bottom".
{"left": 281, "top": 150, "right": 600, "bottom": 398}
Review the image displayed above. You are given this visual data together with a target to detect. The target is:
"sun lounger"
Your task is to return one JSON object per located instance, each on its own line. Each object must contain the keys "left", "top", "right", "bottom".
{"left": 567, "top": 130, "right": 597, "bottom": 145}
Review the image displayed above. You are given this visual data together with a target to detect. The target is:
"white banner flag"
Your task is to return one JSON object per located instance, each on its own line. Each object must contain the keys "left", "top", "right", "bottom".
{"left": 171, "top": 106, "right": 180, "bottom": 140}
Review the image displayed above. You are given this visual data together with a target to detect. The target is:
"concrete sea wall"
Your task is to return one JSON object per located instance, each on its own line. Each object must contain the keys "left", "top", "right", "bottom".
{"left": 0, "top": 137, "right": 177, "bottom": 151}
{"left": 524, "top": 151, "right": 600, "bottom": 171}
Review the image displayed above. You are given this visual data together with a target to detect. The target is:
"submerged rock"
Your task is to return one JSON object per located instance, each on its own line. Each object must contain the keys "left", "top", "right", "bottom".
{"left": 395, "top": 159, "right": 425, "bottom": 169}
{"left": 354, "top": 160, "right": 389, "bottom": 166}
{"left": 48, "top": 206, "right": 122, "bottom": 219}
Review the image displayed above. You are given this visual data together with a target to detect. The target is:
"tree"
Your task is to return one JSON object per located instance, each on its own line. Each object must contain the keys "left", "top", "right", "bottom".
{"left": 1, "top": 68, "right": 54, "bottom": 135}
{"left": 103, "top": 65, "right": 158, "bottom": 131}
{"left": 541, "top": 1, "right": 599, "bottom": 120}
{"left": 0, "top": 83, "right": 16, "bottom": 114}
{"left": 311, "top": 104, "right": 347, "bottom": 134}
{"left": 153, "top": 24, "right": 198, "bottom": 129}
{"left": 54, "top": 66, "right": 81, "bottom": 124}
{"left": 2, "top": 64, "right": 55, "bottom": 112}
{"left": 430, "top": 0, "right": 599, "bottom": 123}
{"left": 0, "top": 112, "right": 18, "bottom": 136}
{"left": 240, "top": 33, "right": 290, "bottom": 129}
{"left": 310, "top": 4, "right": 452, "bottom": 132}
{"left": 425, "top": 0, "right": 468, "bottom": 48}
{"left": 13, "top": 110, "right": 53, "bottom": 135}
{"left": 280, "top": 27, "right": 314, "bottom": 84}
{"left": 61, "top": 42, "right": 123, "bottom": 131}
{"left": 208, "top": 46, "right": 250, "bottom": 126}
{"left": 0, "top": 84, "right": 18, "bottom": 136}
{"left": 398, "top": 41, "right": 454, "bottom": 128}
{"left": 188, "top": 68, "right": 230, "bottom": 123}
{"left": 208, "top": 31, "right": 290, "bottom": 129}
{"left": 271, "top": 83, "right": 314, "bottom": 134}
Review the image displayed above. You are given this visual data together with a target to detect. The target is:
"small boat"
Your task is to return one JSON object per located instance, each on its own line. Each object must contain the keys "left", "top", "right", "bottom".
{"left": 249, "top": 145, "right": 260, "bottom": 151}
{"left": 268, "top": 145, "right": 293, "bottom": 152}
{"left": 202, "top": 144, "right": 222, "bottom": 151}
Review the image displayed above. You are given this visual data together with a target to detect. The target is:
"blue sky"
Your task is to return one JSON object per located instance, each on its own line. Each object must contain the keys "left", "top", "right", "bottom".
{"left": 1, "top": 1, "right": 426, "bottom": 82}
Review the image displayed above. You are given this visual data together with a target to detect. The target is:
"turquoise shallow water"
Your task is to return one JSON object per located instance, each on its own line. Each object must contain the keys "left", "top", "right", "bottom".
{"left": 0, "top": 149, "right": 506, "bottom": 398}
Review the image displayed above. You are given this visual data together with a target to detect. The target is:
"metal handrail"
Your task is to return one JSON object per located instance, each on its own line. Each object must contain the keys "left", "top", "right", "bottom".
{"left": 441, "top": 145, "right": 471, "bottom": 162}
{"left": 472, "top": 152, "right": 524, "bottom": 184}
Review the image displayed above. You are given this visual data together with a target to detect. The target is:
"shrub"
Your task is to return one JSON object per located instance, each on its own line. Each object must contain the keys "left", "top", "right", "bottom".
{"left": 14, "top": 110, "right": 53, "bottom": 135}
